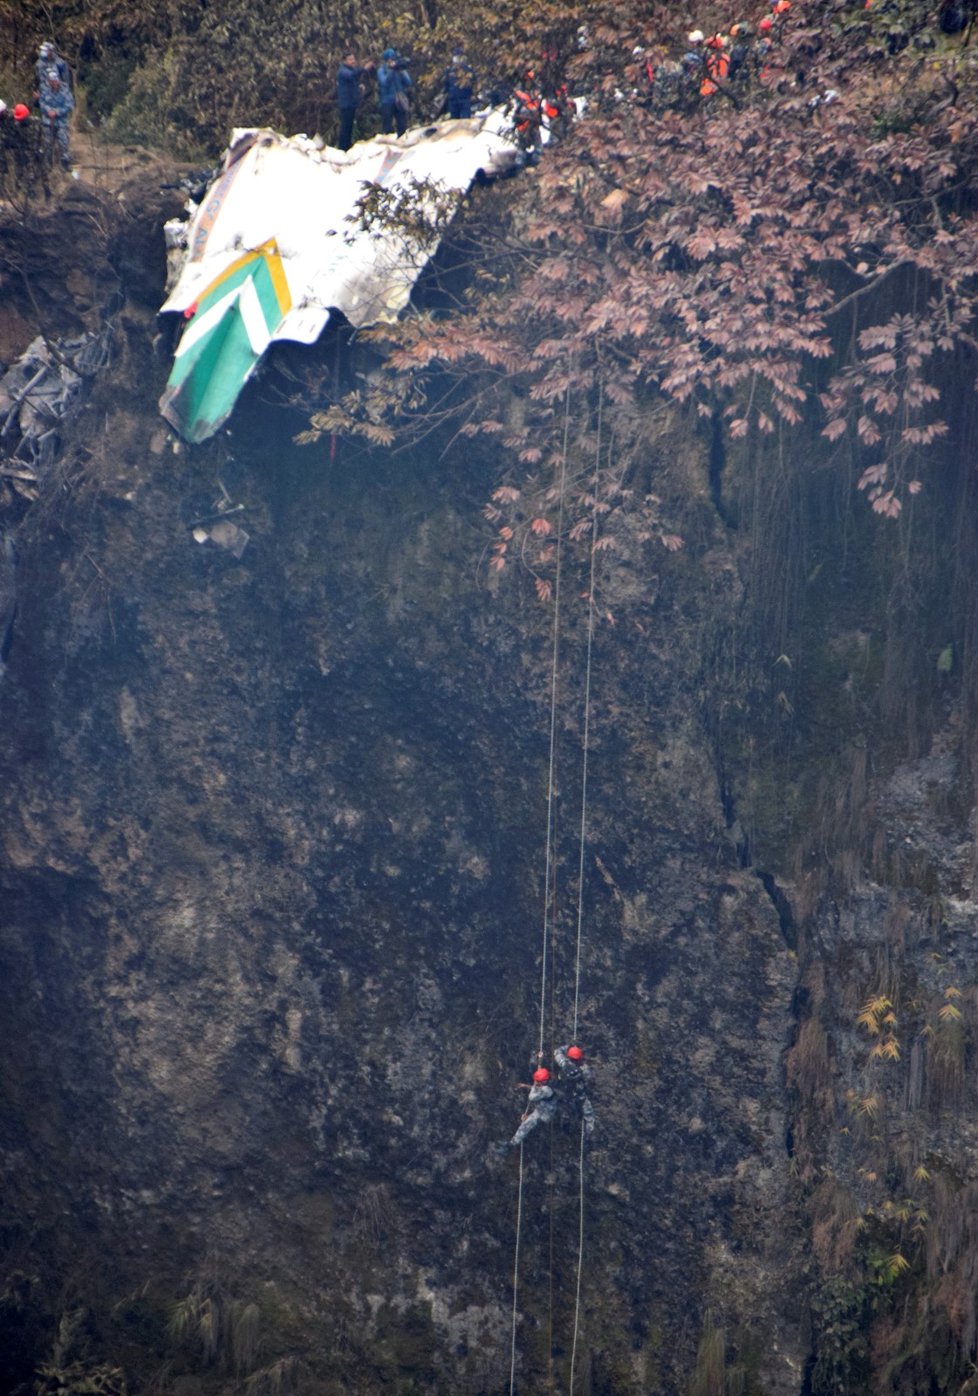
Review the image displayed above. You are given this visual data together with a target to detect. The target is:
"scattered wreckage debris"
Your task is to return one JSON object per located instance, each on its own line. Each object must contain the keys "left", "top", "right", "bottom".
{"left": 0, "top": 329, "right": 111, "bottom": 508}
{"left": 187, "top": 479, "right": 250, "bottom": 558}
{"left": 0, "top": 328, "right": 113, "bottom": 670}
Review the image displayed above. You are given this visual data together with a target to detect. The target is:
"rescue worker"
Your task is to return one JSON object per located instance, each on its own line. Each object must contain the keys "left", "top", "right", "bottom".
{"left": 555, "top": 1044, "right": 596, "bottom": 1139}
{"left": 770, "top": 0, "right": 792, "bottom": 41}
{"left": 501, "top": 1066, "right": 557, "bottom": 1150}
{"left": 680, "top": 30, "right": 706, "bottom": 94}
{"left": 701, "top": 33, "right": 730, "bottom": 96}
{"left": 34, "top": 41, "right": 72, "bottom": 94}
{"left": 727, "top": 22, "right": 754, "bottom": 81}
{"left": 444, "top": 47, "right": 476, "bottom": 119}
{"left": 1, "top": 101, "right": 42, "bottom": 192}
{"left": 513, "top": 68, "right": 542, "bottom": 144}
{"left": 756, "top": 15, "right": 776, "bottom": 81}
{"left": 38, "top": 67, "right": 74, "bottom": 174}
{"left": 629, "top": 45, "right": 656, "bottom": 103}
{"left": 516, "top": 67, "right": 563, "bottom": 149}
{"left": 336, "top": 52, "right": 374, "bottom": 151}
{"left": 377, "top": 48, "right": 412, "bottom": 136}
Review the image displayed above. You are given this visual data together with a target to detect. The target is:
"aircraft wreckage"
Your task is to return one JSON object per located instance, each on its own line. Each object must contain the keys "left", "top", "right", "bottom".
{"left": 159, "top": 110, "right": 532, "bottom": 444}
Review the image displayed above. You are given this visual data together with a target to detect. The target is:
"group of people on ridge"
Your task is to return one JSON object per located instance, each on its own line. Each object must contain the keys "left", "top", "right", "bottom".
{"left": 497, "top": 1043, "right": 596, "bottom": 1155}
{"left": 331, "top": 2, "right": 795, "bottom": 159}
{"left": 0, "top": 39, "right": 77, "bottom": 189}
{"left": 630, "top": 0, "right": 793, "bottom": 106}
{"left": 335, "top": 45, "right": 476, "bottom": 151}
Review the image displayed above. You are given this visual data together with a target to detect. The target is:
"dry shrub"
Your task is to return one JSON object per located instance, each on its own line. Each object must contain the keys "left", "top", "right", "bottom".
{"left": 812, "top": 1179, "right": 861, "bottom": 1272}
{"left": 786, "top": 1017, "right": 832, "bottom": 1106}
{"left": 927, "top": 1177, "right": 978, "bottom": 1359}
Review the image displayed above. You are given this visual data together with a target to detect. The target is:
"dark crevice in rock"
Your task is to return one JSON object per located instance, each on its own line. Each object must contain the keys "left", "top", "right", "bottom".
{"left": 708, "top": 408, "right": 736, "bottom": 530}
{"left": 756, "top": 867, "right": 797, "bottom": 951}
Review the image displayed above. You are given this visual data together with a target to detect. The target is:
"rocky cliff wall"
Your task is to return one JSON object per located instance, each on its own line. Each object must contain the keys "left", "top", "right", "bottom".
{"left": 1, "top": 155, "right": 977, "bottom": 1396}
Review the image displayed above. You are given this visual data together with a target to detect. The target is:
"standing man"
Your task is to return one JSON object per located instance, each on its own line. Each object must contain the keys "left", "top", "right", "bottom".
{"left": 336, "top": 52, "right": 374, "bottom": 151}
{"left": 444, "top": 47, "right": 476, "bottom": 119}
{"left": 38, "top": 66, "right": 75, "bottom": 175}
{"left": 35, "top": 41, "right": 72, "bottom": 93}
{"left": 377, "top": 49, "right": 412, "bottom": 136}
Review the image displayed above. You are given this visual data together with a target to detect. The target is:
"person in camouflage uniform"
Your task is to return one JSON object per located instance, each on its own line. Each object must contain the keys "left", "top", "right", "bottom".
{"left": 38, "top": 67, "right": 74, "bottom": 174}
{"left": 555, "top": 1043, "right": 596, "bottom": 1139}
{"left": 501, "top": 1066, "right": 558, "bottom": 1151}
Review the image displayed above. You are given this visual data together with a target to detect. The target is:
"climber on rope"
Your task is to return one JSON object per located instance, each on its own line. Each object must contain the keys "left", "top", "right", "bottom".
{"left": 555, "top": 1044, "right": 596, "bottom": 1140}
{"left": 497, "top": 1066, "right": 557, "bottom": 1153}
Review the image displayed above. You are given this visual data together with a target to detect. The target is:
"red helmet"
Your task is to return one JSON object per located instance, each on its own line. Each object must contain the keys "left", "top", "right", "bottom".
{"left": 567, "top": 1045, "right": 584, "bottom": 1062}
{"left": 13, "top": 103, "right": 30, "bottom": 121}
{"left": 759, "top": 15, "right": 773, "bottom": 31}
{"left": 532, "top": 1067, "right": 550, "bottom": 1083}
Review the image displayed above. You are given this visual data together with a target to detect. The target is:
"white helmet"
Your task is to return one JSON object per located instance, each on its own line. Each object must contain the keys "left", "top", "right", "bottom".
{"left": 688, "top": 29, "right": 705, "bottom": 43}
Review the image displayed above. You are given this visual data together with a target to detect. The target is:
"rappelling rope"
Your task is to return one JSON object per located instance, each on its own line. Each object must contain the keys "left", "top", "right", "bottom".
{"left": 509, "top": 1145, "right": 525, "bottom": 1396}
{"left": 568, "top": 1115, "right": 587, "bottom": 1392}
{"left": 568, "top": 378, "right": 602, "bottom": 1392}
{"left": 537, "top": 383, "right": 572, "bottom": 1059}
{"left": 510, "top": 382, "right": 573, "bottom": 1396}
{"left": 571, "top": 381, "right": 601, "bottom": 1043}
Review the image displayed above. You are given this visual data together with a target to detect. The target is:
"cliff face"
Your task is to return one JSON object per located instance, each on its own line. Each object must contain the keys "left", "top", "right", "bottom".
{"left": 1, "top": 148, "right": 977, "bottom": 1396}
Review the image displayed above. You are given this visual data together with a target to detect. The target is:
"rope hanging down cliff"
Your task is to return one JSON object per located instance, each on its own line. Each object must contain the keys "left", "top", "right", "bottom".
{"left": 568, "top": 381, "right": 602, "bottom": 1394}
{"left": 507, "top": 380, "right": 602, "bottom": 1395}
{"left": 509, "top": 382, "right": 570, "bottom": 1396}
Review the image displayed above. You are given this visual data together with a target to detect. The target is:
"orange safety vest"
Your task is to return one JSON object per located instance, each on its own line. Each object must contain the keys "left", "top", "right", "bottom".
{"left": 701, "top": 47, "right": 729, "bottom": 95}
{"left": 514, "top": 87, "right": 540, "bottom": 132}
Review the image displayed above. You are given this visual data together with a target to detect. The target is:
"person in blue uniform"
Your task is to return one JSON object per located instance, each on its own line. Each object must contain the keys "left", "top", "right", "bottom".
{"left": 377, "top": 48, "right": 412, "bottom": 135}
{"left": 336, "top": 52, "right": 374, "bottom": 151}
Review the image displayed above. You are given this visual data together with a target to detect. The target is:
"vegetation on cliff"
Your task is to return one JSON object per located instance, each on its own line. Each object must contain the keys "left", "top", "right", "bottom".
{"left": 4, "top": 1, "right": 978, "bottom": 1393}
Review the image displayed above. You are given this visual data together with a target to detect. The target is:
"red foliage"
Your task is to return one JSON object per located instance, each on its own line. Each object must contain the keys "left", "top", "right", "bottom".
{"left": 311, "top": 0, "right": 978, "bottom": 580}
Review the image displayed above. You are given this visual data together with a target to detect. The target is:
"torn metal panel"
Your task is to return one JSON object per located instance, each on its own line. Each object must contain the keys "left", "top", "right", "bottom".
{"left": 158, "top": 112, "right": 523, "bottom": 444}
{"left": 0, "top": 331, "right": 107, "bottom": 493}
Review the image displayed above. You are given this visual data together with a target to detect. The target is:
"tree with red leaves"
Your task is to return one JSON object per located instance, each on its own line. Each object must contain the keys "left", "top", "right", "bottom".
{"left": 304, "top": 0, "right": 978, "bottom": 588}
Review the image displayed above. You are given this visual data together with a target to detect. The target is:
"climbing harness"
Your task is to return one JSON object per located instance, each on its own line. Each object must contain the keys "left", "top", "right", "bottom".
{"left": 508, "top": 378, "right": 602, "bottom": 1395}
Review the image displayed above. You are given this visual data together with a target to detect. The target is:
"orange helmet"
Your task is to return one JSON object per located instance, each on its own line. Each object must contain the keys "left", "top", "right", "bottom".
{"left": 533, "top": 1067, "right": 550, "bottom": 1083}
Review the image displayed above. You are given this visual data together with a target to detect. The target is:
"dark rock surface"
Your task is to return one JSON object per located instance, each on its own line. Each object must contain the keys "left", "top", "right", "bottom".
{"left": 1, "top": 155, "right": 977, "bottom": 1396}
